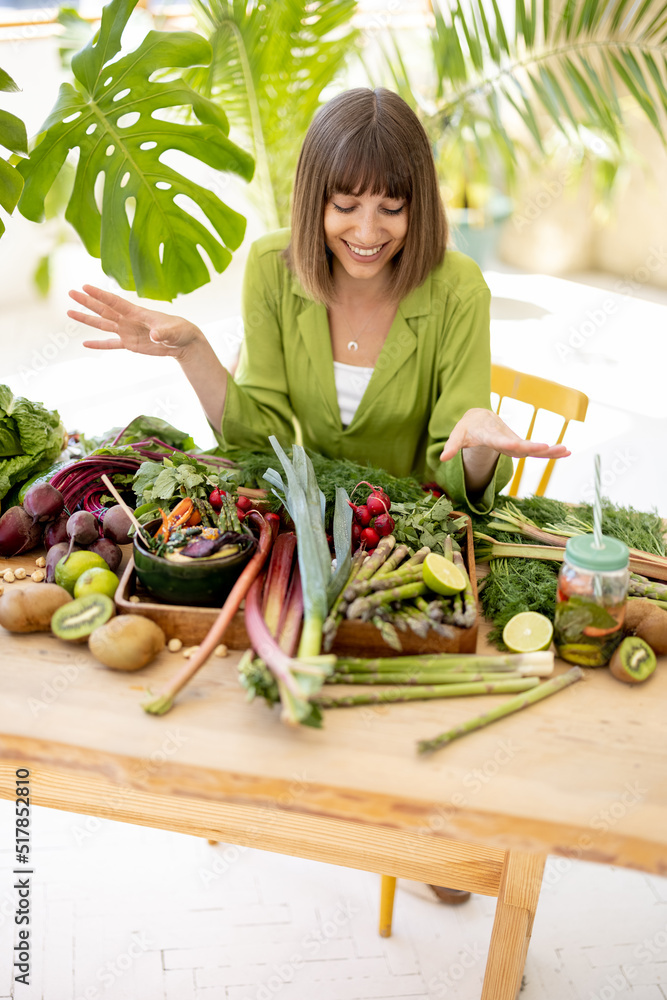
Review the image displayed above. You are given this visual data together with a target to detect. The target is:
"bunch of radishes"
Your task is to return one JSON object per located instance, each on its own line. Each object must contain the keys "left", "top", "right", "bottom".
{"left": 349, "top": 482, "right": 395, "bottom": 551}
{"left": 0, "top": 481, "right": 133, "bottom": 580}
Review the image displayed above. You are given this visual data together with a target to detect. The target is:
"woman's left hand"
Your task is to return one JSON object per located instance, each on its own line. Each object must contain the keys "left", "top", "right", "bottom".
{"left": 440, "top": 407, "right": 570, "bottom": 462}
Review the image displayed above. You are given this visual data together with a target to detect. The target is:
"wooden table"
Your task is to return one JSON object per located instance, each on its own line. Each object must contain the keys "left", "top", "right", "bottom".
{"left": 1, "top": 552, "right": 666, "bottom": 999}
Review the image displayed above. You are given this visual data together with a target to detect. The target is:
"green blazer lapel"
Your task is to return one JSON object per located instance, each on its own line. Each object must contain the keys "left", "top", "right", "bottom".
{"left": 296, "top": 300, "right": 340, "bottom": 425}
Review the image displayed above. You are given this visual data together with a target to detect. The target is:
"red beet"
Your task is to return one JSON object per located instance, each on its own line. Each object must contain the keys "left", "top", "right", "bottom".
{"left": 88, "top": 538, "right": 122, "bottom": 573}
{"left": 22, "top": 482, "right": 65, "bottom": 523}
{"left": 46, "top": 542, "right": 81, "bottom": 583}
{"left": 101, "top": 505, "right": 132, "bottom": 545}
{"left": 44, "top": 511, "right": 69, "bottom": 549}
{"left": 0, "top": 506, "right": 43, "bottom": 557}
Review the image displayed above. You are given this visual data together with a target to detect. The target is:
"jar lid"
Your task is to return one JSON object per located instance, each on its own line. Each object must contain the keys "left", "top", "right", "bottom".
{"left": 564, "top": 533, "right": 629, "bottom": 571}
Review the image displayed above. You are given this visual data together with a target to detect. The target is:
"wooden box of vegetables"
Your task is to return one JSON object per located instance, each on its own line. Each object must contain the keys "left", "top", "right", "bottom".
{"left": 115, "top": 511, "right": 478, "bottom": 655}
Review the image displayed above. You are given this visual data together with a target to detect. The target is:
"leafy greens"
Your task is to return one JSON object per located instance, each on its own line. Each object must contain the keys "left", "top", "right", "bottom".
{"left": 0, "top": 385, "right": 65, "bottom": 499}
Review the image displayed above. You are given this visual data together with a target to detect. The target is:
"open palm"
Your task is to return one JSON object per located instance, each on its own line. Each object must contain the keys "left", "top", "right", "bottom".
{"left": 68, "top": 285, "right": 201, "bottom": 359}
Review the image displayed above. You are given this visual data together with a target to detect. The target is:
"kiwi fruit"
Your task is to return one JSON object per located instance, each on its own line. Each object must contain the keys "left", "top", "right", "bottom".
{"left": 88, "top": 615, "right": 165, "bottom": 671}
{"left": 51, "top": 593, "right": 116, "bottom": 643}
{"left": 0, "top": 583, "right": 71, "bottom": 633}
{"left": 609, "top": 636, "right": 657, "bottom": 684}
{"left": 623, "top": 600, "right": 667, "bottom": 655}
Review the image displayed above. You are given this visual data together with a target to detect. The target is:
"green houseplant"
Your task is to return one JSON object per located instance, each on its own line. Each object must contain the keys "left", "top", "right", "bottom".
{"left": 372, "top": 0, "right": 667, "bottom": 266}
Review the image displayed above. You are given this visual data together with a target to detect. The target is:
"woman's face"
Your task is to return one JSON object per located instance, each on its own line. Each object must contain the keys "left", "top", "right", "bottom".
{"left": 323, "top": 189, "right": 409, "bottom": 284}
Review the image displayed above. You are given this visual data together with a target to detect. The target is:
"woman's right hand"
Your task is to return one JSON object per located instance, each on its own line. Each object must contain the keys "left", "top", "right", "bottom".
{"left": 67, "top": 284, "right": 203, "bottom": 360}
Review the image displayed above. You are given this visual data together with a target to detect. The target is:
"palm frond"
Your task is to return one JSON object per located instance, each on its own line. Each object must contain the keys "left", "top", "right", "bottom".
{"left": 188, "top": 0, "right": 359, "bottom": 228}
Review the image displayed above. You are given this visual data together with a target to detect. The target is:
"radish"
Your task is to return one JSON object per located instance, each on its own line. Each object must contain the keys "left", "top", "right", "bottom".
{"left": 360, "top": 527, "right": 380, "bottom": 549}
{"left": 366, "top": 495, "right": 387, "bottom": 516}
{"left": 373, "top": 513, "right": 395, "bottom": 537}
{"left": 354, "top": 504, "right": 371, "bottom": 526}
{"left": 236, "top": 495, "right": 253, "bottom": 512}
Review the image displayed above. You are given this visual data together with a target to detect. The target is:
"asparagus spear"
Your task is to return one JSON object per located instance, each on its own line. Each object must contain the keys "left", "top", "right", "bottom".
{"left": 371, "top": 544, "right": 411, "bottom": 579}
{"left": 417, "top": 667, "right": 584, "bottom": 754}
{"left": 327, "top": 671, "right": 526, "bottom": 685}
{"left": 629, "top": 573, "right": 667, "bottom": 602}
{"left": 370, "top": 614, "right": 403, "bottom": 651}
{"left": 314, "top": 677, "right": 538, "bottom": 708}
{"left": 452, "top": 551, "right": 477, "bottom": 628}
{"left": 333, "top": 653, "right": 554, "bottom": 675}
{"left": 322, "top": 548, "right": 366, "bottom": 651}
{"left": 347, "top": 581, "right": 428, "bottom": 620}
{"left": 343, "top": 535, "right": 395, "bottom": 601}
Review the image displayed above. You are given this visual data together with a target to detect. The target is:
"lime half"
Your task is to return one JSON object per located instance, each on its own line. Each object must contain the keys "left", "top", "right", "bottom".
{"left": 422, "top": 553, "right": 466, "bottom": 596}
{"left": 503, "top": 612, "right": 553, "bottom": 653}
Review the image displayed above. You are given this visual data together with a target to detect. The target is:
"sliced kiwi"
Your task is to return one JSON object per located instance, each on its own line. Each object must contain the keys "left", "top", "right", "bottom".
{"left": 51, "top": 594, "right": 116, "bottom": 643}
{"left": 609, "top": 636, "right": 657, "bottom": 684}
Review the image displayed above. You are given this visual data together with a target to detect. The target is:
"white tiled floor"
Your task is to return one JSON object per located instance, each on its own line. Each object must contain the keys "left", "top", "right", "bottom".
{"left": 0, "top": 800, "right": 666, "bottom": 999}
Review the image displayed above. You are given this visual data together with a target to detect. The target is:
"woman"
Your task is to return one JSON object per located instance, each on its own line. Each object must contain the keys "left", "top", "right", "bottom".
{"left": 68, "top": 88, "right": 568, "bottom": 510}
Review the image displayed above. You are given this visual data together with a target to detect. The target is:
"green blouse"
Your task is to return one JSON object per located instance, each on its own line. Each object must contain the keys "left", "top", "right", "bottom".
{"left": 214, "top": 229, "right": 513, "bottom": 513}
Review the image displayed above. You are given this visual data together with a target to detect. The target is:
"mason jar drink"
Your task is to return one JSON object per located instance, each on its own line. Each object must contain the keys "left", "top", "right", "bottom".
{"left": 554, "top": 534, "right": 630, "bottom": 667}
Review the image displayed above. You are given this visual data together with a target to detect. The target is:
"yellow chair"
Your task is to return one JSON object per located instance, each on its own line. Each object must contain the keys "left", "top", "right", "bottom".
{"left": 490, "top": 364, "right": 589, "bottom": 496}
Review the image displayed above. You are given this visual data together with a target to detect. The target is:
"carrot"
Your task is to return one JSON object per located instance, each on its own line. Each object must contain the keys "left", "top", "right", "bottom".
{"left": 154, "top": 497, "right": 200, "bottom": 542}
{"left": 142, "top": 511, "right": 277, "bottom": 714}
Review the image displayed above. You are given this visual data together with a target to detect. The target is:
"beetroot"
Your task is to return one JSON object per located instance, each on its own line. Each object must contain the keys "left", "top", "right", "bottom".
{"left": 0, "top": 506, "right": 43, "bottom": 557}
{"left": 46, "top": 542, "right": 81, "bottom": 583}
{"left": 23, "top": 482, "right": 65, "bottom": 523}
{"left": 101, "top": 505, "right": 133, "bottom": 545}
{"left": 44, "top": 512, "right": 69, "bottom": 549}
{"left": 88, "top": 538, "right": 122, "bottom": 573}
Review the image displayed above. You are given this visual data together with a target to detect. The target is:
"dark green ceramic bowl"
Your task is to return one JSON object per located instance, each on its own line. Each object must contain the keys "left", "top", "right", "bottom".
{"left": 133, "top": 519, "right": 254, "bottom": 607}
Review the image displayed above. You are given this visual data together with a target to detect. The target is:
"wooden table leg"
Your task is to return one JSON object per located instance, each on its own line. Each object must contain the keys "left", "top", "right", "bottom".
{"left": 481, "top": 850, "right": 546, "bottom": 1000}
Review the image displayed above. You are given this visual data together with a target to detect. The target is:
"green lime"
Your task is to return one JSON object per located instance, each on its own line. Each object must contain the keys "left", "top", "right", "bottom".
{"left": 503, "top": 612, "right": 553, "bottom": 653}
{"left": 74, "top": 567, "right": 120, "bottom": 600}
{"left": 422, "top": 552, "right": 466, "bottom": 596}
{"left": 54, "top": 550, "right": 108, "bottom": 596}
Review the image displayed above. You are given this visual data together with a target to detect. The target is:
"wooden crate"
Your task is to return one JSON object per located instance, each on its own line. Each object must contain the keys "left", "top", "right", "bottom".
{"left": 115, "top": 513, "right": 478, "bottom": 655}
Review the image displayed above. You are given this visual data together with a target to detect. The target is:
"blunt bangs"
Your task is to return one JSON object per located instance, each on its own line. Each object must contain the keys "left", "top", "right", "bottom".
{"left": 324, "top": 127, "right": 413, "bottom": 204}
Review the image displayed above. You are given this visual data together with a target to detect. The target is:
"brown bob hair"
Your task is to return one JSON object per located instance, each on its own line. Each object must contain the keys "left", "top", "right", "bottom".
{"left": 286, "top": 87, "right": 447, "bottom": 305}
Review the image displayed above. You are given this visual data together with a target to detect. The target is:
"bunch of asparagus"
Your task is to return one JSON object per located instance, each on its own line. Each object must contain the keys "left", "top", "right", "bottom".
{"left": 322, "top": 534, "right": 477, "bottom": 652}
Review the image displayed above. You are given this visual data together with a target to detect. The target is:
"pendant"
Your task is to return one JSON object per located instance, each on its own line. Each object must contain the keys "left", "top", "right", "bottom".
{"left": 347, "top": 340, "right": 359, "bottom": 352}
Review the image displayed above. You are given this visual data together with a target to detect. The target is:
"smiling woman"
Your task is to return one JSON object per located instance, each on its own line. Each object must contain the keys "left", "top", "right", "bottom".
{"left": 67, "top": 87, "right": 569, "bottom": 513}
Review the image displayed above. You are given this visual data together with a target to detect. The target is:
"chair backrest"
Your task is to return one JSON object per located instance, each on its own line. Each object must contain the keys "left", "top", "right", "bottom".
{"left": 491, "top": 364, "right": 589, "bottom": 497}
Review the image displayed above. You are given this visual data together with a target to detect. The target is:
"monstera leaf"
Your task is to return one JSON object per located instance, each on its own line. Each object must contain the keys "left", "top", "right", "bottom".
{"left": 17, "top": 0, "right": 254, "bottom": 300}
{"left": 0, "top": 68, "right": 28, "bottom": 239}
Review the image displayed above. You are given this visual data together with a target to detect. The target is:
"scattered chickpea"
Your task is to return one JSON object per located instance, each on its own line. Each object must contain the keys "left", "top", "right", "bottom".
{"left": 167, "top": 638, "right": 183, "bottom": 653}
{"left": 14, "top": 567, "right": 26, "bottom": 580}
{"left": 31, "top": 570, "right": 45, "bottom": 583}
{"left": 182, "top": 645, "right": 200, "bottom": 659}
{"left": 35, "top": 556, "right": 46, "bottom": 568}
{"left": 129, "top": 595, "right": 141, "bottom": 603}
{"left": 214, "top": 644, "right": 228, "bottom": 658}
{"left": 3, "top": 570, "right": 15, "bottom": 583}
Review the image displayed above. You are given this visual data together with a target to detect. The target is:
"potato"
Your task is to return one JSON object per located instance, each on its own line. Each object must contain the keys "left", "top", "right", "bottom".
{"left": 623, "top": 599, "right": 667, "bottom": 656}
{"left": 88, "top": 615, "right": 166, "bottom": 671}
{"left": 0, "top": 583, "right": 71, "bottom": 633}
